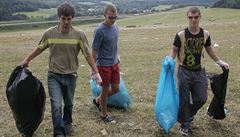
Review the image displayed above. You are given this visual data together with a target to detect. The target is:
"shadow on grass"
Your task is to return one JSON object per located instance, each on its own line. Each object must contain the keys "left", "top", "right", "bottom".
{"left": 207, "top": 118, "right": 238, "bottom": 137}
{"left": 154, "top": 127, "right": 179, "bottom": 137}
{"left": 107, "top": 105, "right": 131, "bottom": 112}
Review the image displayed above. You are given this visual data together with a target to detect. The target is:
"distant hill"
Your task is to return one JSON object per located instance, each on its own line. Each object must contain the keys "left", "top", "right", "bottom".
{"left": 0, "top": 0, "right": 51, "bottom": 21}
{"left": 0, "top": 0, "right": 227, "bottom": 21}
{"left": 158, "top": 0, "right": 219, "bottom": 6}
{"left": 212, "top": 0, "right": 240, "bottom": 9}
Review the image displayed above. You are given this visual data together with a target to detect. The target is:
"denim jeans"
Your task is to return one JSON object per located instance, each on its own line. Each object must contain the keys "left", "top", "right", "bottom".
{"left": 47, "top": 71, "right": 77, "bottom": 136}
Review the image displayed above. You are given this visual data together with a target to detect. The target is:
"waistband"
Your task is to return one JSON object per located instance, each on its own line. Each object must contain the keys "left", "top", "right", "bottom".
{"left": 48, "top": 71, "right": 77, "bottom": 76}
{"left": 179, "top": 65, "right": 204, "bottom": 72}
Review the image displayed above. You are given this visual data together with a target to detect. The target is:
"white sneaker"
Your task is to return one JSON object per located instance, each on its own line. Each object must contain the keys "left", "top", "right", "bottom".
{"left": 179, "top": 128, "right": 189, "bottom": 136}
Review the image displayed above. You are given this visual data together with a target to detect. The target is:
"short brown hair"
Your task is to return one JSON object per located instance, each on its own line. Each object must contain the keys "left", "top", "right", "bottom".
{"left": 57, "top": 2, "right": 75, "bottom": 18}
{"left": 104, "top": 4, "right": 117, "bottom": 15}
{"left": 187, "top": 7, "right": 201, "bottom": 16}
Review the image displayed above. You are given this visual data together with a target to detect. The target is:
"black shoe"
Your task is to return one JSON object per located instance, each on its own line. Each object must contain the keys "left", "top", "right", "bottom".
{"left": 101, "top": 115, "right": 116, "bottom": 123}
{"left": 188, "top": 128, "right": 193, "bottom": 134}
{"left": 93, "top": 98, "right": 101, "bottom": 111}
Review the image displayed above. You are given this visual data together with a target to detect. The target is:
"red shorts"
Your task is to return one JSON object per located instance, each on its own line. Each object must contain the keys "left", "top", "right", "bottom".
{"left": 97, "top": 63, "right": 120, "bottom": 86}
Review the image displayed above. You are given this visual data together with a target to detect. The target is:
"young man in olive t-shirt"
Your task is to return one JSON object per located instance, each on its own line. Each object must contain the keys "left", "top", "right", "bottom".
{"left": 21, "top": 3, "right": 102, "bottom": 137}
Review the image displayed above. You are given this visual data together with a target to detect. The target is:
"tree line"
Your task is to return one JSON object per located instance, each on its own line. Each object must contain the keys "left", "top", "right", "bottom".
{"left": 212, "top": 0, "right": 240, "bottom": 9}
{"left": 1, "top": 0, "right": 239, "bottom": 21}
{"left": 0, "top": 0, "right": 52, "bottom": 21}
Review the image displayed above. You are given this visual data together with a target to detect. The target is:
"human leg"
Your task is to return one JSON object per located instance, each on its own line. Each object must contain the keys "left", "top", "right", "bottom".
{"left": 189, "top": 70, "right": 208, "bottom": 118}
{"left": 48, "top": 72, "right": 65, "bottom": 136}
{"left": 178, "top": 67, "right": 192, "bottom": 131}
{"left": 62, "top": 73, "right": 77, "bottom": 135}
{"left": 109, "top": 64, "right": 120, "bottom": 96}
{"left": 63, "top": 73, "right": 77, "bottom": 125}
{"left": 96, "top": 65, "right": 116, "bottom": 123}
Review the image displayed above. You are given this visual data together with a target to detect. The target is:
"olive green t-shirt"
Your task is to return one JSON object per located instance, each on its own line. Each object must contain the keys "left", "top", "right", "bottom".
{"left": 38, "top": 26, "right": 91, "bottom": 74}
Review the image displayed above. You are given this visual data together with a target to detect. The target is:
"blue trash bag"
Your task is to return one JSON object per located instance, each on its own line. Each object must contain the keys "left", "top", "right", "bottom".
{"left": 90, "top": 75, "right": 131, "bottom": 109}
{"left": 154, "top": 56, "right": 179, "bottom": 133}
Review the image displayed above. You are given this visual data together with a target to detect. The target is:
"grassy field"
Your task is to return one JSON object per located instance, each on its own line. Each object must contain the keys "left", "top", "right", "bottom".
{"left": 151, "top": 5, "right": 172, "bottom": 11}
{"left": 0, "top": 18, "right": 103, "bottom": 32}
{"left": 15, "top": 8, "right": 57, "bottom": 19}
{"left": 0, "top": 7, "right": 240, "bottom": 137}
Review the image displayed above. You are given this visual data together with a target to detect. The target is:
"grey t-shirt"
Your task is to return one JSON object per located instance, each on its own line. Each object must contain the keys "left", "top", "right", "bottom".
{"left": 92, "top": 23, "right": 119, "bottom": 66}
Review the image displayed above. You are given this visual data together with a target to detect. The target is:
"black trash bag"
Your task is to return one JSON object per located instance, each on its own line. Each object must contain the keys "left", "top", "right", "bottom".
{"left": 6, "top": 66, "right": 46, "bottom": 136}
{"left": 207, "top": 68, "right": 229, "bottom": 120}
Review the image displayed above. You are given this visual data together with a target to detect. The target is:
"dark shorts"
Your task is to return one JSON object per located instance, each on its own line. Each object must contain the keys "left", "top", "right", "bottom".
{"left": 97, "top": 63, "right": 120, "bottom": 86}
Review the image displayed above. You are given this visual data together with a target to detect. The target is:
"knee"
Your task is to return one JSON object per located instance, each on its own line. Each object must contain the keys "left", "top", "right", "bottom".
{"left": 197, "top": 97, "right": 207, "bottom": 107}
{"left": 51, "top": 104, "right": 62, "bottom": 116}
{"left": 201, "top": 98, "right": 207, "bottom": 105}
{"left": 64, "top": 97, "right": 74, "bottom": 107}
{"left": 112, "top": 85, "right": 119, "bottom": 94}
{"left": 102, "top": 86, "right": 111, "bottom": 95}
{"left": 64, "top": 103, "right": 73, "bottom": 109}
{"left": 50, "top": 100, "right": 62, "bottom": 113}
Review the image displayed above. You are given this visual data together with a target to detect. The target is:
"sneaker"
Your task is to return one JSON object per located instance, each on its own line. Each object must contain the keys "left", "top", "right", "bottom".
{"left": 93, "top": 98, "right": 101, "bottom": 111}
{"left": 179, "top": 128, "right": 189, "bottom": 136}
{"left": 65, "top": 124, "right": 75, "bottom": 136}
{"left": 101, "top": 115, "right": 116, "bottom": 123}
{"left": 188, "top": 128, "right": 193, "bottom": 134}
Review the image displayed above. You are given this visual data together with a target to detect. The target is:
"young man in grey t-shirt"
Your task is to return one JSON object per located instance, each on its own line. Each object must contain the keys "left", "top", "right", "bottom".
{"left": 92, "top": 4, "right": 120, "bottom": 123}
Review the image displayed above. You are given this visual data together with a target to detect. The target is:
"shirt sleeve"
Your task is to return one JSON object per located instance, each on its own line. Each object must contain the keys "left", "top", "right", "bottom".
{"left": 79, "top": 32, "right": 91, "bottom": 58}
{"left": 92, "top": 29, "right": 103, "bottom": 51}
{"left": 204, "top": 35, "right": 211, "bottom": 47}
{"left": 173, "top": 33, "right": 181, "bottom": 48}
{"left": 37, "top": 32, "right": 49, "bottom": 50}
{"left": 116, "top": 25, "right": 120, "bottom": 33}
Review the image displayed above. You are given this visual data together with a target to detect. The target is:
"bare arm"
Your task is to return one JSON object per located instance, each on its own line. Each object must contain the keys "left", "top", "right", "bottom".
{"left": 92, "top": 49, "right": 97, "bottom": 63}
{"left": 205, "top": 46, "right": 219, "bottom": 61}
{"left": 170, "top": 46, "right": 179, "bottom": 59}
{"left": 85, "top": 53, "right": 102, "bottom": 84}
{"left": 85, "top": 53, "right": 98, "bottom": 74}
{"left": 205, "top": 46, "right": 229, "bottom": 69}
{"left": 21, "top": 47, "right": 44, "bottom": 67}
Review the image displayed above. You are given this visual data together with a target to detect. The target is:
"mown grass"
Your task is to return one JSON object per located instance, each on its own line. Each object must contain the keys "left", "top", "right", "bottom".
{"left": 151, "top": 5, "right": 172, "bottom": 11}
{"left": 15, "top": 8, "right": 57, "bottom": 18}
{"left": 0, "top": 7, "right": 239, "bottom": 137}
{"left": 0, "top": 18, "right": 103, "bottom": 32}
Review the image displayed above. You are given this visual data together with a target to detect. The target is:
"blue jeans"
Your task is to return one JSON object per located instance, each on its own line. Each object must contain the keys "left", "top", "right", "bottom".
{"left": 47, "top": 71, "right": 77, "bottom": 136}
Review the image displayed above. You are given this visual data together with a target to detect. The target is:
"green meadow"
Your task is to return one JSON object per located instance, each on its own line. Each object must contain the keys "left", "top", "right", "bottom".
{"left": 151, "top": 5, "right": 173, "bottom": 11}
{"left": 15, "top": 8, "right": 57, "bottom": 19}
{"left": 0, "top": 7, "right": 239, "bottom": 137}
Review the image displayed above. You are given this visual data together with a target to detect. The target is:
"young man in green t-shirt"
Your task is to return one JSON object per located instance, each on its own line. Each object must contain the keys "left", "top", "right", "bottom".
{"left": 21, "top": 2, "right": 102, "bottom": 137}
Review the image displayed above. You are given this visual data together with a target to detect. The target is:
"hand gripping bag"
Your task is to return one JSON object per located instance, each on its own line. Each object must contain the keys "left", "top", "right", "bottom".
{"left": 154, "top": 56, "right": 179, "bottom": 133}
{"left": 90, "top": 75, "right": 131, "bottom": 109}
{"left": 207, "top": 68, "right": 229, "bottom": 119}
{"left": 6, "top": 66, "right": 46, "bottom": 136}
